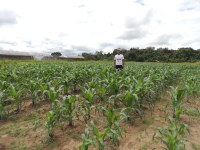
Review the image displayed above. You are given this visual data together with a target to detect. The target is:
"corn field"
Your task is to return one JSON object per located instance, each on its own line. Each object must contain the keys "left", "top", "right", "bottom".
{"left": 0, "top": 61, "right": 200, "bottom": 150}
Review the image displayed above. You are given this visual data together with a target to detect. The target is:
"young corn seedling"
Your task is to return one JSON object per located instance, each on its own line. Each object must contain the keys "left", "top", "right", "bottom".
{"left": 79, "top": 126, "right": 95, "bottom": 150}
{"left": 9, "top": 70, "right": 20, "bottom": 82}
{"left": 70, "top": 71, "right": 83, "bottom": 93}
{"left": 97, "top": 84, "right": 107, "bottom": 102}
{"left": 28, "top": 80, "right": 40, "bottom": 106}
{"left": 82, "top": 88, "right": 95, "bottom": 122}
{"left": 61, "top": 95, "right": 77, "bottom": 126}
{"left": 91, "top": 121, "right": 109, "bottom": 150}
{"left": 153, "top": 115, "right": 189, "bottom": 150}
{"left": 134, "top": 79, "right": 145, "bottom": 109}
{"left": 43, "top": 87, "right": 60, "bottom": 111}
{"left": 107, "top": 77, "right": 122, "bottom": 95}
{"left": 107, "top": 75, "right": 126, "bottom": 107}
{"left": 121, "top": 90, "right": 141, "bottom": 121}
{"left": 60, "top": 78, "right": 69, "bottom": 95}
{"left": 104, "top": 108, "right": 123, "bottom": 146}
{"left": 45, "top": 110, "right": 56, "bottom": 140}
{"left": 184, "top": 76, "right": 199, "bottom": 97}
{"left": 0, "top": 92, "right": 7, "bottom": 120}
{"left": 8, "top": 84, "right": 24, "bottom": 112}
{"left": 50, "top": 77, "right": 62, "bottom": 90}
{"left": 0, "top": 80, "right": 9, "bottom": 91}
{"left": 108, "top": 94, "right": 122, "bottom": 108}
{"left": 169, "top": 87, "right": 186, "bottom": 121}
{"left": 39, "top": 83, "right": 49, "bottom": 99}
{"left": 87, "top": 78, "right": 98, "bottom": 89}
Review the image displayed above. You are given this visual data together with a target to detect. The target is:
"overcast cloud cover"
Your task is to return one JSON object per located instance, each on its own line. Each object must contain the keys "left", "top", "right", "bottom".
{"left": 0, "top": 0, "right": 200, "bottom": 55}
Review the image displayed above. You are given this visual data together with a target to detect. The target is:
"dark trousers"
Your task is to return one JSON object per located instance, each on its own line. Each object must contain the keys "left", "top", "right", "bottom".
{"left": 115, "top": 65, "right": 123, "bottom": 69}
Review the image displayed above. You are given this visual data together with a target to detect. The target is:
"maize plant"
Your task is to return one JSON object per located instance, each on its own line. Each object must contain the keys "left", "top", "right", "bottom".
{"left": 103, "top": 108, "right": 123, "bottom": 146}
{"left": 39, "top": 83, "right": 49, "bottom": 98}
{"left": 105, "top": 74, "right": 120, "bottom": 105}
{"left": 183, "top": 75, "right": 200, "bottom": 97}
{"left": 91, "top": 121, "right": 109, "bottom": 150}
{"left": 28, "top": 80, "right": 41, "bottom": 106}
{"left": 70, "top": 70, "right": 85, "bottom": 93}
{"left": 8, "top": 84, "right": 24, "bottom": 112}
{"left": 49, "top": 77, "right": 62, "bottom": 90}
{"left": 43, "top": 87, "right": 60, "bottom": 111}
{"left": 82, "top": 88, "right": 95, "bottom": 122}
{"left": 8, "top": 70, "right": 20, "bottom": 82}
{"left": 96, "top": 84, "right": 107, "bottom": 102}
{"left": 60, "top": 77, "right": 70, "bottom": 95}
{"left": 107, "top": 76, "right": 123, "bottom": 95}
{"left": 134, "top": 79, "right": 145, "bottom": 108}
{"left": 80, "top": 120, "right": 110, "bottom": 150}
{"left": 169, "top": 87, "right": 186, "bottom": 121}
{"left": 0, "top": 80, "right": 9, "bottom": 91}
{"left": 87, "top": 78, "right": 98, "bottom": 89}
{"left": 153, "top": 115, "right": 189, "bottom": 150}
{"left": 79, "top": 126, "right": 95, "bottom": 150}
{"left": 0, "top": 92, "right": 7, "bottom": 120}
{"left": 121, "top": 90, "right": 141, "bottom": 121}
{"left": 45, "top": 110, "right": 56, "bottom": 139}
{"left": 61, "top": 95, "right": 77, "bottom": 126}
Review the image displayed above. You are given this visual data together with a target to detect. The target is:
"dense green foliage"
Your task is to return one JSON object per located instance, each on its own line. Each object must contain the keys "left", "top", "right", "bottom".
{"left": 51, "top": 52, "right": 62, "bottom": 57}
{"left": 82, "top": 47, "right": 200, "bottom": 62}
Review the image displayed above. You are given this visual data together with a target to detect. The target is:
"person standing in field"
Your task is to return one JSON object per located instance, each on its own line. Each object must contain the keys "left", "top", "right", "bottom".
{"left": 114, "top": 48, "right": 125, "bottom": 70}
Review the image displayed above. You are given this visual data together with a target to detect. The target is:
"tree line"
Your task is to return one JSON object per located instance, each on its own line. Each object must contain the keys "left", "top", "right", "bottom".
{"left": 82, "top": 47, "right": 200, "bottom": 62}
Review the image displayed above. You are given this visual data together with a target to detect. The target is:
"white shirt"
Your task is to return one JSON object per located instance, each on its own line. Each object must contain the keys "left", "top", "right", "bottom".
{"left": 114, "top": 54, "right": 124, "bottom": 65}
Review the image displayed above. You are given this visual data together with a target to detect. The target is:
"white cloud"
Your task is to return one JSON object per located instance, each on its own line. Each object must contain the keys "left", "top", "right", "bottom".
{"left": 0, "top": 0, "right": 200, "bottom": 55}
{"left": 0, "top": 10, "right": 17, "bottom": 26}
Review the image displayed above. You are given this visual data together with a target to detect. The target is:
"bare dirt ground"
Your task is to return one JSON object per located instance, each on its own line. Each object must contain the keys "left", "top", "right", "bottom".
{"left": 0, "top": 95, "right": 200, "bottom": 150}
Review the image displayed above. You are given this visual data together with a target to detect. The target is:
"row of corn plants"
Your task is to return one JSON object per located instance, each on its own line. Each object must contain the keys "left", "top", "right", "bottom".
{"left": 154, "top": 87, "right": 189, "bottom": 150}
{"left": 153, "top": 65, "right": 200, "bottom": 150}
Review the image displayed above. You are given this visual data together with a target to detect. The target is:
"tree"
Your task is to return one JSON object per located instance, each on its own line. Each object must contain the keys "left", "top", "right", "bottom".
{"left": 82, "top": 47, "right": 200, "bottom": 62}
{"left": 51, "top": 52, "right": 62, "bottom": 57}
{"left": 82, "top": 53, "right": 95, "bottom": 60}
{"left": 95, "top": 51, "right": 104, "bottom": 60}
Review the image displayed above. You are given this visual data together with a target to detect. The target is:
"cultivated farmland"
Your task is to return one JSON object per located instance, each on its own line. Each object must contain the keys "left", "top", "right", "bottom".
{"left": 0, "top": 61, "right": 200, "bottom": 150}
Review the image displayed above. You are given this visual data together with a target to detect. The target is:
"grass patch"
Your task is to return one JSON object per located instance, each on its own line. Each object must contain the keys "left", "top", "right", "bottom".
{"left": 24, "top": 113, "right": 39, "bottom": 121}
{"left": 139, "top": 144, "right": 148, "bottom": 150}
{"left": 184, "top": 107, "right": 200, "bottom": 117}
{"left": 191, "top": 143, "right": 200, "bottom": 150}
{"left": 32, "top": 143, "right": 44, "bottom": 150}
{"left": 9, "top": 141, "right": 27, "bottom": 150}
{"left": 11, "top": 128, "right": 28, "bottom": 137}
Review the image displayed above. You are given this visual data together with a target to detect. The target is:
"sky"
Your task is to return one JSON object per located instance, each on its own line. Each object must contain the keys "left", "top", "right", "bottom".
{"left": 0, "top": 0, "right": 200, "bottom": 56}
